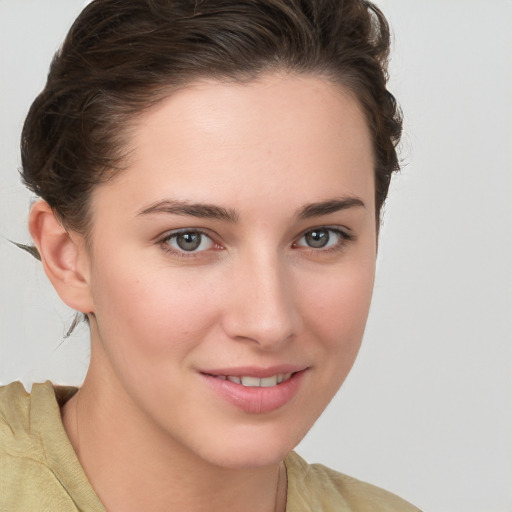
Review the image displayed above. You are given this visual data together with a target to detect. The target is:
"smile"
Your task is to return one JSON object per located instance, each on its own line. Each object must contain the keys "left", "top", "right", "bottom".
{"left": 202, "top": 368, "right": 307, "bottom": 413}
{"left": 212, "top": 373, "right": 293, "bottom": 387}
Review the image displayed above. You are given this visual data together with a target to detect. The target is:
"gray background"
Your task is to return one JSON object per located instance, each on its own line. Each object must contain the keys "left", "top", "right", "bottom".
{"left": 1, "top": 1, "right": 511, "bottom": 510}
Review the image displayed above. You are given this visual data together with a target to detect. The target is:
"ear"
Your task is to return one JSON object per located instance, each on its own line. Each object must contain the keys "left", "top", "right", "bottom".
{"left": 28, "top": 200, "right": 94, "bottom": 314}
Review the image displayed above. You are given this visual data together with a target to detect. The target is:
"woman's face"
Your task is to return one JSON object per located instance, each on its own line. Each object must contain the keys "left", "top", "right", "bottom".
{"left": 82, "top": 74, "right": 376, "bottom": 468}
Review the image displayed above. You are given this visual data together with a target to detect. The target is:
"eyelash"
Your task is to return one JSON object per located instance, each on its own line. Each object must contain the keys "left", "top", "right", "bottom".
{"left": 293, "top": 227, "right": 355, "bottom": 253}
{"left": 158, "top": 226, "right": 354, "bottom": 258}
{"left": 159, "top": 228, "right": 221, "bottom": 258}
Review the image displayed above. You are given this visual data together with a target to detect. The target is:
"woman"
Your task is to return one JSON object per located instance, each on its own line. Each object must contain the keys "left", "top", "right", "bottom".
{"left": 0, "top": 0, "right": 420, "bottom": 510}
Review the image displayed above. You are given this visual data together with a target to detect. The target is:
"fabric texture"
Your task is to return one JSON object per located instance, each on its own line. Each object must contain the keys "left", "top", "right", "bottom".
{"left": 0, "top": 381, "right": 421, "bottom": 511}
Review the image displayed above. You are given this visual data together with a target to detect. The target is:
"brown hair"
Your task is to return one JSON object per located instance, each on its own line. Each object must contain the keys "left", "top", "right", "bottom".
{"left": 21, "top": 0, "right": 402, "bottom": 234}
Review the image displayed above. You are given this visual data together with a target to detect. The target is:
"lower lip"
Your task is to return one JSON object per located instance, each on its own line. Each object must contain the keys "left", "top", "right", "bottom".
{"left": 202, "top": 370, "right": 306, "bottom": 414}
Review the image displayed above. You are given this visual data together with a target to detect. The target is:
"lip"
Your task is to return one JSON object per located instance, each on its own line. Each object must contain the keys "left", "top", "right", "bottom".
{"left": 201, "top": 366, "right": 308, "bottom": 414}
{"left": 201, "top": 364, "right": 307, "bottom": 379}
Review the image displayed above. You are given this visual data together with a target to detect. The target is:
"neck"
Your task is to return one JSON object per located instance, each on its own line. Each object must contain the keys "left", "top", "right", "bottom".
{"left": 61, "top": 368, "right": 287, "bottom": 512}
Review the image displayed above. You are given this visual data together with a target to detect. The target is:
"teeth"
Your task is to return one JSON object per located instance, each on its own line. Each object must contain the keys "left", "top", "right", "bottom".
{"left": 241, "top": 376, "right": 261, "bottom": 387}
{"left": 277, "top": 373, "right": 291, "bottom": 384}
{"left": 218, "top": 373, "right": 293, "bottom": 387}
{"left": 260, "top": 376, "right": 278, "bottom": 387}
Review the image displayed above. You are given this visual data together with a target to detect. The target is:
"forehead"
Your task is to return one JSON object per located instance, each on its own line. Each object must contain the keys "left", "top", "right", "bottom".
{"left": 93, "top": 74, "right": 375, "bottom": 218}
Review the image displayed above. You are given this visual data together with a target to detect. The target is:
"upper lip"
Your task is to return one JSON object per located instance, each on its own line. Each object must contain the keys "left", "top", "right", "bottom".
{"left": 200, "top": 364, "right": 309, "bottom": 378}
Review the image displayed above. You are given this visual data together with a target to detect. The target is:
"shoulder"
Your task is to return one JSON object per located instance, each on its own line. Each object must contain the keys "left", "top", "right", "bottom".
{"left": 0, "top": 381, "right": 42, "bottom": 455}
{"left": 0, "top": 382, "right": 50, "bottom": 507}
{"left": 285, "top": 452, "right": 422, "bottom": 512}
{"left": 0, "top": 380, "right": 58, "bottom": 474}
{"left": 0, "top": 381, "right": 98, "bottom": 512}
{"left": 0, "top": 380, "right": 77, "bottom": 436}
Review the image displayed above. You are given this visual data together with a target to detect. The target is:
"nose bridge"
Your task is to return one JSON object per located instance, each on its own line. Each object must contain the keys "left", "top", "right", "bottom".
{"left": 223, "top": 246, "right": 298, "bottom": 349}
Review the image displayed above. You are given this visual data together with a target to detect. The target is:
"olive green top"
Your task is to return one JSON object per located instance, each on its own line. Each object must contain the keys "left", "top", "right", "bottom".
{"left": 0, "top": 381, "right": 421, "bottom": 511}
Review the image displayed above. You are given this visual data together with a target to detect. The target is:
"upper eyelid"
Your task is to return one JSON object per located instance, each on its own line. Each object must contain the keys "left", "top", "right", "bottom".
{"left": 296, "top": 225, "right": 353, "bottom": 239}
{"left": 159, "top": 227, "right": 216, "bottom": 242}
{"left": 293, "top": 226, "right": 355, "bottom": 250}
{"left": 159, "top": 229, "right": 220, "bottom": 257}
{"left": 156, "top": 225, "right": 353, "bottom": 248}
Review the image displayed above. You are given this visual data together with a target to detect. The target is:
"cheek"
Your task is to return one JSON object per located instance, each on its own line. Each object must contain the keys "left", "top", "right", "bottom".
{"left": 296, "top": 253, "right": 375, "bottom": 390}
{"left": 301, "top": 261, "right": 375, "bottom": 338}
{"left": 89, "top": 257, "right": 221, "bottom": 359}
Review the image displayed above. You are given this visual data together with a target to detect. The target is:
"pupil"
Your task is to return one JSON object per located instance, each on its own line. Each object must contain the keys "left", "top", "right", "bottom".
{"left": 177, "top": 232, "right": 201, "bottom": 251}
{"left": 306, "top": 229, "right": 329, "bottom": 248}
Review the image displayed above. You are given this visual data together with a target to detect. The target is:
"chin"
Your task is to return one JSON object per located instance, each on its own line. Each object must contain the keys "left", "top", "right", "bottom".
{"left": 189, "top": 422, "right": 310, "bottom": 470}
{"left": 206, "top": 446, "right": 291, "bottom": 470}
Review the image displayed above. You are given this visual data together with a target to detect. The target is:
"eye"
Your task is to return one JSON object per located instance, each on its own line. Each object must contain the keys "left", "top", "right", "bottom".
{"left": 162, "top": 230, "right": 216, "bottom": 253}
{"left": 294, "top": 227, "right": 351, "bottom": 250}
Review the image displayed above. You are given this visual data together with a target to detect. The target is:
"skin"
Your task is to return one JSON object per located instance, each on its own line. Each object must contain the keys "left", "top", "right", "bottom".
{"left": 30, "top": 73, "right": 377, "bottom": 512}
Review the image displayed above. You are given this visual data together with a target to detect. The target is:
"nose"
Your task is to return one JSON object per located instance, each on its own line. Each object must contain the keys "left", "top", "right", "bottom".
{"left": 221, "top": 251, "right": 301, "bottom": 350}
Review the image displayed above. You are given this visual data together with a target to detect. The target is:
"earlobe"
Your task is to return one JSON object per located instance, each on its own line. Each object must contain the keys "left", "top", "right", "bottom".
{"left": 28, "top": 200, "right": 94, "bottom": 314}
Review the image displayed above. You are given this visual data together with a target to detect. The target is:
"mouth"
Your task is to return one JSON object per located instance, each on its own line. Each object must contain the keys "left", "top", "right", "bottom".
{"left": 207, "top": 373, "right": 294, "bottom": 387}
{"left": 201, "top": 367, "right": 308, "bottom": 414}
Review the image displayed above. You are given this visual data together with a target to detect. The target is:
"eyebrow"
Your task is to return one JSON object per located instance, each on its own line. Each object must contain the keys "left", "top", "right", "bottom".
{"left": 297, "top": 197, "right": 365, "bottom": 219}
{"left": 138, "top": 196, "right": 364, "bottom": 222}
{"left": 138, "top": 200, "right": 239, "bottom": 222}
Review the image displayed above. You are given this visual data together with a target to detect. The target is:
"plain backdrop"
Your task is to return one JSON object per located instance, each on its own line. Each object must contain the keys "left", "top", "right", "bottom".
{"left": 1, "top": 1, "right": 511, "bottom": 511}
